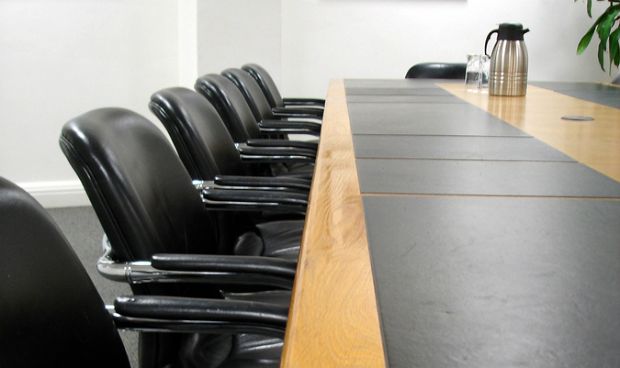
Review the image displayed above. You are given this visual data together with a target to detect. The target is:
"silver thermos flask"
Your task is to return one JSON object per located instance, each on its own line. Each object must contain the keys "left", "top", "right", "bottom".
{"left": 485, "top": 23, "right": 530, "bottom": 96}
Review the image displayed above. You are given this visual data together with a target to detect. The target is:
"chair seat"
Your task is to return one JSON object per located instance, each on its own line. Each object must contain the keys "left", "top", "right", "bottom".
{"left": 273, "top": 162, "right": 315, "bottom": 179}
{"left": 179, "top": 333, "right": 282, "bottom": 368}
{"left": 233, "top": 220, "right": 302, "bottom": 260}
{"left": 256, "top": 220, "right": 302, "bottom": 259}
{"left": 222, "top": 333, "right": 282, "bottom": 368}
{"left": 179, "top": 290, "right": 290, "bottom": 367}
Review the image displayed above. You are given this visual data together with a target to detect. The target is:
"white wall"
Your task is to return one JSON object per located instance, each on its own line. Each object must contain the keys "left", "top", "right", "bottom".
{"left": 281, "top": 0, "right": 613, "bottom": 97}
{"left": 196, "top": 0, "right": 282, "bottom": 83}
{"left": 178, "top": 0, "right": 198, "bottom": 87}
{"left": 0, "top": 0, "right": 179, "bottom": 206}
{"left": 1, "top": 0, "right": 615, "bottom": 207}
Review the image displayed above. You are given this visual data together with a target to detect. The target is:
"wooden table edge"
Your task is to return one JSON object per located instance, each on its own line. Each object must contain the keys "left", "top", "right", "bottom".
{"left": 280, "top": 80, "right": 387, "bottom": 367}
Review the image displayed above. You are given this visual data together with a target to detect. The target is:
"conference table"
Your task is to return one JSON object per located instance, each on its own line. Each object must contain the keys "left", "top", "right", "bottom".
{"left": 280, "top": 79, "right": 620, "bottom": 367}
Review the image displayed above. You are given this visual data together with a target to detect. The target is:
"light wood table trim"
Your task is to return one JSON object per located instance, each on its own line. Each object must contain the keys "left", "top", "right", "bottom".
{"left": 440, "top": 83, "right": 620, "bottom": 183}
{"left": 281, "top": 80, "right": 386, "bottom": 367}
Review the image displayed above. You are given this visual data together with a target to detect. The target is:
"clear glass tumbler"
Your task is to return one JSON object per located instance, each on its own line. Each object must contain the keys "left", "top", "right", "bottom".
{"left": 465, "top": 54, "right": 490, "bottom": 92}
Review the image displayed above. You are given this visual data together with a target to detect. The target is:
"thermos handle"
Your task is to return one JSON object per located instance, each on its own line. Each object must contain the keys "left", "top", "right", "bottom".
{"left": 484, "top": 29, "right": 498, "bottom": 57}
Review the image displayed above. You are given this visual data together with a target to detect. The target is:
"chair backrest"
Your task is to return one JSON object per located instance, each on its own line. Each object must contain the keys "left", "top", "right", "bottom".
{"left": 242, "top": 63, "right": 284, "bottom": 109}
{"left": 612, "top": 73, "right": 620, "bottom": 85}
{"left": 0, "top": 177, "right": 130, "bottom": 367}
{"left": 195, "top": 74, "right": 261, "bottom": 143}
{"left": 222, "top": 68, "right": 275, "bottom": 122}
{"left": 150, "top": 87, "right": 247, "bottom": 181}
{"left": 59, "top": 108, "right": 221, "bottom": 262}
{"left": 405, "top": 62, "right": 467, "bottom": 79}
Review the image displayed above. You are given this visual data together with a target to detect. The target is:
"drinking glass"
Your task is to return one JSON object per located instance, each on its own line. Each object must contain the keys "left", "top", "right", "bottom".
{"left": 465, "top": 54, "right": 490, "bottom": 92}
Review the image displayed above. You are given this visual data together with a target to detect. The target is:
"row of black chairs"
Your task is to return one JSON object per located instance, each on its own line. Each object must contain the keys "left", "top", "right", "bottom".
{"left": 1, "top": 62, "right": 469, "bottom": 367}
{"left": 1, "top": 65, "right": 324, "bottom": 368}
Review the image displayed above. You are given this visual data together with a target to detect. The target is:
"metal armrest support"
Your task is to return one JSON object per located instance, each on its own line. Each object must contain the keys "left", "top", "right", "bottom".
{"left": 237, "top": 144, "right": 316, "bottom": 164}
{"left": 246, "top": 138, "right": 318, "bottom": 151}
{"left": 282, "top": 97, "right": 326, "bottom": 107}
{"left": 112, "top": 295, "right": 287, "bottom": 337}
{"left": 272, "top": 107, "right": 324, "bottom": 119}
{"left": 97, "top": 250, "right": 295, "bottom": 289}
{"left": 201, "top": 187, "right": 307, "bottom": 213}
{"left": 214, "top": 175, "right": 311, "bottom": 192}
{"left": 151, "top": 254, "right": 296, "bottom": 278}
{"left": 238, "top": 144, "right": 316, "bottom": 159}
{"left": 258, "top": 120, "right": 321, "bottom": 136}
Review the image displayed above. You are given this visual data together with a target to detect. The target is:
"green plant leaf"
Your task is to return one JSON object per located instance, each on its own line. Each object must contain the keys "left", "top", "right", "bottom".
{"left": 588, "top": 0, "right": 593, "bottom": 17}
{"left": 610, "top": 26, "right": 620, "bottom": 67}
{"left": 595, "top": 6, "right": 620, "bottom": 70}
{"left": 577, "top": 26, "right": 596, "bottom": 54}
{"left": 599, "top": 8, "right": 620, "bottom": 40}
{"left": 599, "top": 40, "right": 606, "bottom": 70}
{"left": 577, "top": 5, "right": 619, "bottom": 54}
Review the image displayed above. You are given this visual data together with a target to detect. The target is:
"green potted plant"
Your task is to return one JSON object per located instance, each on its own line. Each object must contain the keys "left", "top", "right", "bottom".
{"left": 575, "top": 0, "right": 620, "bottom": 72}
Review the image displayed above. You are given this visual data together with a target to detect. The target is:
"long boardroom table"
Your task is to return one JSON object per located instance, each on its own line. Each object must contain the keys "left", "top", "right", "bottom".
{"left": 281, "top": 79, "right": 620, "bottom": 367}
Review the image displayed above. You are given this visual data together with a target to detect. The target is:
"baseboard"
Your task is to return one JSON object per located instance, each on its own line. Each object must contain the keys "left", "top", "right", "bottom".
{"left": 18, "top": 180, "right": 89, "bottom": 208}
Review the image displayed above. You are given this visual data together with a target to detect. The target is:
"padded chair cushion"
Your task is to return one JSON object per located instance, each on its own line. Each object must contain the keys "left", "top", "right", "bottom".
{"left": 234, "top": 221, "right": 302, "bottom": 260}
{"left": 220, "top": 334, "right": 282, "bottom": 368}
{"left": 256, "top": 220, "right": 303, "bottom": 259}
{"left": 179, "top": 333, "right": 281, "bottom": 368}
{"left": 271, "top": 162, "right": 315, "bottom": 179}
{"left": 179, "top": 290, "right": 290, "bottom": 367}
{"left": 234, "top": 232, "right": 265, "bottom": 256}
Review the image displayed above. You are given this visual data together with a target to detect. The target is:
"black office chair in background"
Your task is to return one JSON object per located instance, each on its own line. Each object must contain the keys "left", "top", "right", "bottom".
{"left": 223, "top": 68, "right": 322, "bottom": 121}
{"left": 613, "top": 73, "right": 620, "bottom": 85}
{"left": 405, "top": 62, "right": 467, "bottom": 79}
{"left": 0, "top": 177, "right": 288, "bottom": 368}
{"left": 149, "top": 87, "right": 309, "bottom": 259}
{"left": 150, "top": 87, "right": 311, "bottom": 192}
{"left": 242, "top": 63, "right": 325, "bottom": 111}
{"left": 150, "top": 87, "right": 315, "bottom": 185}
{"left": 195, "top": 74, "right": 321, "bottom": 144}
{"left": 194, "top": 75, "right": 317, "bottom": 181}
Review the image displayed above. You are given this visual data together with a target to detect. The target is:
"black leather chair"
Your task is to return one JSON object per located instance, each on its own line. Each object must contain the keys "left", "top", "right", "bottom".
{"left": 405, "top": 62, "right": 467, "bottom": 79}
{"left": 149, "top": 86, "right": 315, "bottom": 184}
{"left": 0, "top": 177, "right": 288, "bottom": 368}
{"left": 149, "top": 87, "right": 308, "bottom": 257}
{"left": 194, "top": 75, "right": 317, "bottom": 180}
{"left": 223, "top": 68, "right": 323, "bottom": 120}
{"left": 195, "top": 74, "right": 320, "bottom": 144}
{"left": 59, "top": 108, "right": 302, "bottom": 366}
{"left": 242, "top": 63, "right": 325, "bottom": 110}
{"left": 59, "top": 108, "right": 302, "bottom": 275}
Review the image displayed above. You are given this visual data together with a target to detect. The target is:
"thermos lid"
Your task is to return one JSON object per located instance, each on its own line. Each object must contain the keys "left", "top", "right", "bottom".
{"left": 497, "top": 23, "right": 529, "bottom": 41}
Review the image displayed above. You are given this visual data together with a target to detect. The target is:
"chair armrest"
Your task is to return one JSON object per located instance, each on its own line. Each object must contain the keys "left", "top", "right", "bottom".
{"left": 152, "top": 254, "right": 296, "bottom": 278}
{"left": 237, "top": 145, "right": 316, "bottom": 164}
{"left": 238, "top": 144, "right": 315, "bottom": 158}
{"left": 272, "top": 107, "right": 323, "bottom": 119}
{"left": 112, "top": 295, "right": 287, "bottom": 337}
{"left": 201, "top": 187, "right": 308, "bottom": 212}
{"left": 258, "top": 120, "right": 321, "bottom": 135}
{"left": 214, "top": 175, "right": 311, "bottom": 192}
{"left": 246, "top": 138, "right": 318, "bottom": 151}
{"left": 97, "top": 254, "right": 295, "bottom": 289}
{"left": 282, "top": 97, "right": 326, "bottom": 107}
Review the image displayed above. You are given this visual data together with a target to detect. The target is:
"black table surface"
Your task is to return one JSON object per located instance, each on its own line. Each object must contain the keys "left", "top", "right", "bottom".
{"left": 345, "top": 79, "right": 620, "bottom": 367}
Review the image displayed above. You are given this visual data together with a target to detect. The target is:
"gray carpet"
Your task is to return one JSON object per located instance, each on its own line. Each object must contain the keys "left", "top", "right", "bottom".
{"left": 48, "top": 206, "right": 138, "bottom": 368}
